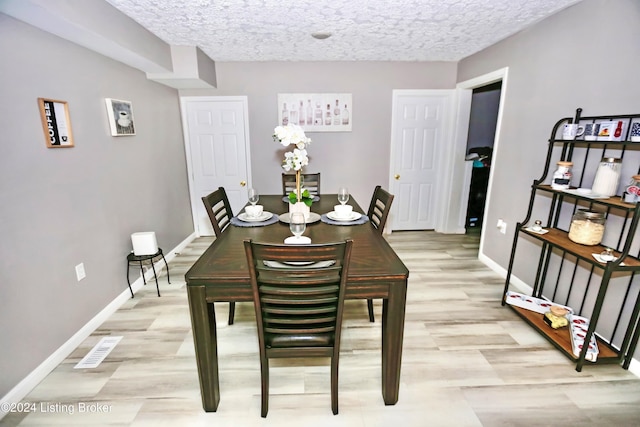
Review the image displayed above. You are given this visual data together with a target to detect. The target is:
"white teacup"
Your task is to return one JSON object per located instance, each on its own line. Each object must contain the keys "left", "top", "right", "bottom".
{"left": 562, "top": 123, "right": 585, "bottom": 140}
{"left": 245, "top": 204, "right": 263, "bottom": 218}
{"left": 334, "top": 204, "right": 353, "bottom": 218}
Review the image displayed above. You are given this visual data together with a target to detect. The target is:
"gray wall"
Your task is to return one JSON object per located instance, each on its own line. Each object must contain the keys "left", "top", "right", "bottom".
{"left": 0, "top": 15, "right": 193, "bottom": 397}
{"left": 180, "top": 61, "right": 457, "bottom": 206}
{"left": 458, "top": 0, "right": 640, "bottom": 358}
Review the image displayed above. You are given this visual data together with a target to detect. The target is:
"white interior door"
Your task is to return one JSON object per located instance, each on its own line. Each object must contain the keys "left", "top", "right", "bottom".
{"left": 389, "top": 90, "right": 454, "bottom": 231}
{"left": 181, "top": 96, "right": 252, "bottom": 236}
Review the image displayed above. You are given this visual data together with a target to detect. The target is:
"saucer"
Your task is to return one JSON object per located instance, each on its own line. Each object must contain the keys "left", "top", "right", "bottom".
{"left": 237, "top": 211, "right": 273, "bottom": 222}
{"left": 524, "top": 226, "right": 549, "bottom": 235}
{"left": 327, "top": 211, "right": 362, "bottom": 222}
{"left": 279, "top": 212, "right": 321, "bottom": 224}
{"left": 284, "top": 236, "right": 311, "bottom": 245}
{"left": 592, "top": 253, "right": 624, "bottom": 265}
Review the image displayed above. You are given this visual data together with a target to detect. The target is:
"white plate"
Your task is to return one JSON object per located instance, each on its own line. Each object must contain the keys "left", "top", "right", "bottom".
{"left": 284, "top": 236, "right": 311, "bottom": 244}
{"left": 264, "top": 260, "right": 336, "bottom": 269}
{"left": 237, "top": 211, "right": 273, "bottom": 222}
{"left": 563, "top": 189, "right": 609, "bottom": 199}
{"left": 327, "top": 211, "right": 362, "bottom": 222}
{"left": 279, "top": 212, "right": 321, "bottom": 224}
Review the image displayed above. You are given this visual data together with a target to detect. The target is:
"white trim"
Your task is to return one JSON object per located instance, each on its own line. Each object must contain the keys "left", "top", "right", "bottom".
{"left": 0, "top": 233, "right": 197, "bottom": 417}
{"left": 179, "top": 96, "right": 252, "bottom": 237}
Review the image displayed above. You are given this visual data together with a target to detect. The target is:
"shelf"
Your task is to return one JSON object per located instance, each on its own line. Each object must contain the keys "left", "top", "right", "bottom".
{"left": 520, "top": 227, "right": 640, "bottom": 269}
{"left": 508, "top": 305, "right": 621, "bottom": 363}
{"left": 535, "top": 185, "right": 637, "bottom": 211}
{"left": 505, "top": 108, "right": 640, "bottom": 371}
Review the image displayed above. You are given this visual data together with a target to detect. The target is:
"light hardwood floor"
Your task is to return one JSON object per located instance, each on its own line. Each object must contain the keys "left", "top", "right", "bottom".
{"left": 2, "top": 231, "right": 640, "bottom": 426}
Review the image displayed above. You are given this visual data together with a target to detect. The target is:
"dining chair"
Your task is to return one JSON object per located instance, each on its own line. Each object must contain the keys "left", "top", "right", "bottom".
{"left": 244, "top": 239, "right": 353, "bottom": 417}
{"left": 201, "top": 187, "right": 237, "bottom": 325}
{"left": 282, "top": 172, "right": 321, "bottom": 198}
{"left": 366, "top": 185, "right": 395, "bottom": 322}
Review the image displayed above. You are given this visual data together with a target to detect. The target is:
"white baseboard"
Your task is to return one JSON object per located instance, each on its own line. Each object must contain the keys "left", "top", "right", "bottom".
{"left": 478, "top": 252, "right": 639, "bottom": 378}
{"left": 0, "top": 233, "right": 197, "bottom": 418}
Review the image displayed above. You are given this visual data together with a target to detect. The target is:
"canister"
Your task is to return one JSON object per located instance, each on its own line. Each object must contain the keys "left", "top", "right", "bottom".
{"left": 551, "top": 161, "right": 573, "bottom": 190}
{"left": 568, "top": 209, "right": 605, "bottom": 245}
{"left": 591, "top": 157, "right": 622, "bottom": 197}
{"left": 623, "top": 175, "right": 640, "bottom": 203}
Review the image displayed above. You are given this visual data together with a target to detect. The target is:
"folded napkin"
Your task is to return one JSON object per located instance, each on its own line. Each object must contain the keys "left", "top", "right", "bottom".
{"left": 320, "top": 213, "right": 369, "bottom": 226}
{"left": 230, "top": 214, "right": 279, "bottom": 227}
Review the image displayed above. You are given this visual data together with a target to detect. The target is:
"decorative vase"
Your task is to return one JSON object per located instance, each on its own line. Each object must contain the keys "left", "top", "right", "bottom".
{"left": 289, "top": 201, "right": 310, "bottom": 220}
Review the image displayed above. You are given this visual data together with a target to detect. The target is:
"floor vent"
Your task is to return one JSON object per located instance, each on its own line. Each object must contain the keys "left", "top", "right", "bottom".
{"left": 74, "top": 336, "right": 123, "bottom": 369}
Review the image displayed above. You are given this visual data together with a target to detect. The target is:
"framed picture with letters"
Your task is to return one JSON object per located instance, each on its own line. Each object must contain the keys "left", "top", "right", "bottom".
{"left": 38, "top": 98, "right": 74, "bottom": 148}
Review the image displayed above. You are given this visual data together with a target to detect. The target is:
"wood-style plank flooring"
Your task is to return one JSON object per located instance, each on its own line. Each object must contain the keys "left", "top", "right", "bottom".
{"left": 2, "top": 231, "right": 640, "bottom": 426}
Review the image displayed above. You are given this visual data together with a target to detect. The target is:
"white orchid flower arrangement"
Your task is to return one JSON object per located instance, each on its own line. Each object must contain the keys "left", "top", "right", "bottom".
{"left": 273, "top": 124, "right": 314, "bottom": 206}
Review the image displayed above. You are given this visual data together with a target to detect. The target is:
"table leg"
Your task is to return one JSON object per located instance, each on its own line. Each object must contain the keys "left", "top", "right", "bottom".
{"left": 381, "top": 281, "right": 407, "bottom": 405}
{"left": 187, "top": 285, "right": 220, "bottom": 411}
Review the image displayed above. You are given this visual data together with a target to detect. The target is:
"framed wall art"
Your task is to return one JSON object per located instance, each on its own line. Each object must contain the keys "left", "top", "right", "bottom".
{"left": 278, "top": 93, "right": 352, "bottom": 132}
{"left": 105, "top": 98, "right": 136, "bottom": 136}
{"left": 38, "top": 98, "right": 74, "bottom": 148}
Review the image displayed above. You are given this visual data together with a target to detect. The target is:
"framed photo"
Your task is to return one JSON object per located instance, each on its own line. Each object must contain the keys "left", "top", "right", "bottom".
{"left": 278, "top": 93, "right": 352, "bottom": 132}
{"left": 38, "top": 98, "right": 74, "bottom": 148}
{"left": 105, "top": 98, "right": 136, "bottom": 136}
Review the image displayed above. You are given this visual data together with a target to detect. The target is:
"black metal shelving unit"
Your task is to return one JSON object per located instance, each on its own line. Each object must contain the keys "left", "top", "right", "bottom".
{"left": 502, "top": 108, "right": 640, "bottom": 372}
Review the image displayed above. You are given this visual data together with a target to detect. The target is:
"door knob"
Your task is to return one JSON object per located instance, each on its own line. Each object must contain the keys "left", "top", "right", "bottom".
{"left": 240, "top": 181, "right": 246, "bottom": 187}
{"left": 394, "top": 174, "right": 400, "bottom": 180}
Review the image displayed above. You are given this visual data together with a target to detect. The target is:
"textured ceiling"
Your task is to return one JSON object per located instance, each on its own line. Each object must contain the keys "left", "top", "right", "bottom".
{"left": 105, "top": 0, "right": 582, "bottom": 62}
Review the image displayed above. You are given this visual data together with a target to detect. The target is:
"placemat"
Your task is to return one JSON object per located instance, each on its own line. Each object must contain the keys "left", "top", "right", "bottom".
{"left": 231, "top": 214, "right": 280, "bottom": 227}
{"left": 320, "top": 213, "right": 369, "bottom": 226}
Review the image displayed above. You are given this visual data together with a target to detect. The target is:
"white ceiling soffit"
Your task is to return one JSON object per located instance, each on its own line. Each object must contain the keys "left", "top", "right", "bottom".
{"left": 105, "top": 0, "right": 583, "bottom": 62}
{"left": 0, "top": 0, "right": 216, "bottom": 89}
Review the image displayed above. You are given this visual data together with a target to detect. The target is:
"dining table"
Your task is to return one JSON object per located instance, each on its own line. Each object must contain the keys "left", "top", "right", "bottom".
{"left": 185, "top": 194, "right": 410, "bottom": 412}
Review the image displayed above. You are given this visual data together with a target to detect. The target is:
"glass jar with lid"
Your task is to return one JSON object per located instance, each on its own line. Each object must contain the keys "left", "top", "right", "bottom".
{"left": 568, "top": 209, "right": 606, "bottom": 245}
{"left": 551, "top": 161, "right": 573, "bottom": 190}
{"left": 623, "top": 175, "right": 640, "bottom": 203}
{"left": 591, "top": 157, "right": 622, "bottom": 197}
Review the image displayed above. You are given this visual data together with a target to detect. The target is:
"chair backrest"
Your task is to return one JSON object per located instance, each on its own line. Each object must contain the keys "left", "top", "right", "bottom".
{"left": 244, "top": 239, "right": 353, "bottom": 356}
{"left": 282, "top": 172, "right": 321, "bottom": 197}
{"left": 202, "top": 187, "right": 233, "bottom": 237}
{"left": 367, "top": 185, "right": 394, "bottom": 235}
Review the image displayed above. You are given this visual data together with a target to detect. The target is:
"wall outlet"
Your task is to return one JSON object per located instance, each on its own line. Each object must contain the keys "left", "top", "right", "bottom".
{"left": 497, "top": 219, "right": 507, "bottom": 234}
{"left": 75, "top": 263, "right": 86, "bottom": 281}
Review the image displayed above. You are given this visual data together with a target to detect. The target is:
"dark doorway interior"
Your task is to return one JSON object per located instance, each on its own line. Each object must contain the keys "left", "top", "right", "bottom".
{"left": 465, "top": 81, "right": 502, "bottom": 232}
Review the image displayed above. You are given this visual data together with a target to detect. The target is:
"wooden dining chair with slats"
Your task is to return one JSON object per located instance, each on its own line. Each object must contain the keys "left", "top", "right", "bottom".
{"left": 202, "top": 187, "right": 237, "bottom": 325}
{"left": 282, "top": 172, "right": 321, "bottom": 198}
{"left": 244, "top": 239, "right": 353, "bottom": 417}
{"left": 365, "top": 185, "right": 395, "bottom": 322}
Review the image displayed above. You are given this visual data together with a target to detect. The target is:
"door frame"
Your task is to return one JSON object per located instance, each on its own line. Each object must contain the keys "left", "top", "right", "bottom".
{"left": 388, "top": 89, "right": 457, "bottom": 232}
{"left": 455, "top": 68, "right": 509, "bottom": 254}
{"left": 179, "top": 96, "right": 252, "bottom": 236}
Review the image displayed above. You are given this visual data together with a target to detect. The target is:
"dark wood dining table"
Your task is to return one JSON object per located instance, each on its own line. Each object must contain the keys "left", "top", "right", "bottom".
{"left": 185, "top": 194, "right": 409, "bottom": 412}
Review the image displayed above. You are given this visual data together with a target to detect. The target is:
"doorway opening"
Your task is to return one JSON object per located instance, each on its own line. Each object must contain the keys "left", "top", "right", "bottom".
{"left": 464, "top": 81, "right": 502, "bottom": 233}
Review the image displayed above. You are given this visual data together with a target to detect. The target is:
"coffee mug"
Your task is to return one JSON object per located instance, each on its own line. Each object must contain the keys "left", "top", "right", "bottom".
{"left": 631, "top": 122, "right": 640, "bottom": 142}
{"left": 334, "top": 204, "right": 353, "bottom": 218}
{"left": 562, "top": 123, "right": 585, "bottom": 140}
{"left": 245, "top": 204, "right": 263, "bottom": 218}
{"left": 583, "top": 123, "right": 600, "bottom": 141}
